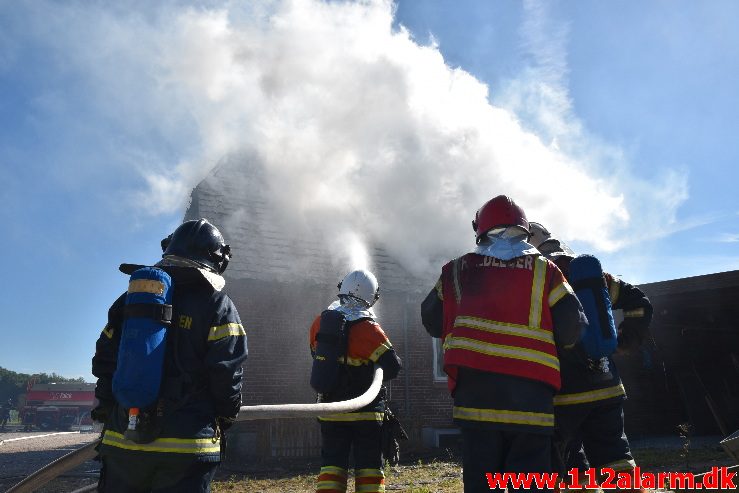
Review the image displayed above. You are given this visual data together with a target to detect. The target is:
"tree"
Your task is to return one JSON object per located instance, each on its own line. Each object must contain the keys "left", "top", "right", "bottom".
{"left": 0, "top": 367, "right": 87, "bottom": 405}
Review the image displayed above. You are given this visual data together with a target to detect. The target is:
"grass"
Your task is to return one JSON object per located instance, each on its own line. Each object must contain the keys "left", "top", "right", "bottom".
{"left": 212, "top": 459, "right": 463, "bottom": 492}
{"left": 210, "top": 444, "right": 737, "bottom": 493}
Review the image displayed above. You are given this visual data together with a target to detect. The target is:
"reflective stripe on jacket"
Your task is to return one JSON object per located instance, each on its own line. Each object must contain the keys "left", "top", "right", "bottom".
{"left": 553, "top": 258, "right": 651, "bottom": 406}
{"left": 309, "top": 316, "right": 400, "bottom": 420}
{"left": 101, "top": 430, "right": 221, "bottom": 456}
{"left": 441, "top": 253, "right": 572, "bottom": 392}
{"left": 93, "top": 268, "right": 247, "bottom": 462}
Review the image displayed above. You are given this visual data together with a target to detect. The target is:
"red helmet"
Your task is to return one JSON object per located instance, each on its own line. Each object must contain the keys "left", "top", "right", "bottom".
{"left": 472, "top": 195, "right": 530, "bottom": 243}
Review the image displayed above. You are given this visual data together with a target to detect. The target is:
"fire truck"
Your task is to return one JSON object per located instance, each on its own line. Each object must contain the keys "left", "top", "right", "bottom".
{"left": 21, "top": 382, "right": 97, "bottom": 431}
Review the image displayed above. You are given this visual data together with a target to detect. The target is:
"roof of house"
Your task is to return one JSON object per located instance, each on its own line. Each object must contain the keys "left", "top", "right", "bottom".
{"left": 638, "top": 269, "right": 739, "bottom": 297}
{"left": 184, "top": 154, "right": 421, "bottom": 293}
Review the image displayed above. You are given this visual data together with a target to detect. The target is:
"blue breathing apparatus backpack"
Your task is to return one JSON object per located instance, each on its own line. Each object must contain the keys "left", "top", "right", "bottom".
{"left": 112, "top": 267, "right": 173, "bottom": 424}
{"left": 310, "top": 309, "right": 348, "bottom": 394}
{"left": 567, "top": 254, "right": 617, "bottom": 362}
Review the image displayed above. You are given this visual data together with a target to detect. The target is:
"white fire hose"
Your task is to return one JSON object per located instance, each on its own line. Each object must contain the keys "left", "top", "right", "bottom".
{"left": 235, "top": 366, "right": 384, "bottom": 420}
{"left": 6, "top": 367, "right": 383, "bottom": 493}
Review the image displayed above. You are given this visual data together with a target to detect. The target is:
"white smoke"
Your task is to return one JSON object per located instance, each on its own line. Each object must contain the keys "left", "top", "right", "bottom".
{"left": 20, "top": 0, "right": 687, "bottom": 279}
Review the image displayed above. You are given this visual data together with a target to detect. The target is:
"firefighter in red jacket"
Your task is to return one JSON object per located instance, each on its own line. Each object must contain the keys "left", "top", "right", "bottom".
{"left": 421, "top": 196, "right": 586, "bottom": 493}
{"left": 529, "top": 222, "right": 653, "bottom": 485}
{"left": 310, "top": 269, "right": 402, "bottom": 493}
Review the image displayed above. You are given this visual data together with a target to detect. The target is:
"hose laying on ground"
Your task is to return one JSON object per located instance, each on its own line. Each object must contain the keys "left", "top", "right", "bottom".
{"left": 5, "top": 440, "right": 99, "bottom": 493}
{"left": 6, "top": 367, "right": 383, "bottom": 493}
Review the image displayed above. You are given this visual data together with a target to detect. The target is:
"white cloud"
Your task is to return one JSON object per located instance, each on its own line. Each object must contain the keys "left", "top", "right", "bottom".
{"left": 15, "top": 0, "right": 689, "bottom": 278}
{"left": 718, "top": 233, "right": 739, "bottom": 243}
{"left": 496, "top": 0, "right": 690, "bottom": 250}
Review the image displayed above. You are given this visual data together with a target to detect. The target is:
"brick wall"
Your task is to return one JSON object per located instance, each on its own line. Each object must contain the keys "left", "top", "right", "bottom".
{"left": 224, "top": 278, "right": 454, "bottom": 459}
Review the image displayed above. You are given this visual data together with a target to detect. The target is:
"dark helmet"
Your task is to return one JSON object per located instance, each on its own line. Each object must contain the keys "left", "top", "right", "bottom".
{"left": 161, "top": 219, "right": 231, "bottom": 274}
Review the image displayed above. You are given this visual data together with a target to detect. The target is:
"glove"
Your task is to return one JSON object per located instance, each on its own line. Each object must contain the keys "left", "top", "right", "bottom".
{"left": 91, "top": 404, "right": 111, "bottom": 424}
{"left": 216, "top": 416, "right": 236, "bottom": 432}
{"left": 381, "top": 410, "right": 408, "bottom": 466}
{"left": 617, "top": 320, "right": 644, "bottom": 351}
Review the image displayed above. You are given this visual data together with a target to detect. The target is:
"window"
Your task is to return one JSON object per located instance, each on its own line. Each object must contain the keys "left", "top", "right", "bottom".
{"left": 432, "top": 338, "right": 446, "bottom": 382}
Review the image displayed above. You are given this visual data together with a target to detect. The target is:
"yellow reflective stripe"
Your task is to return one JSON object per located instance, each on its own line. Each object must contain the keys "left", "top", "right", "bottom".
{"left": 320, "top": 466, "right": 348, "bottom": 477}
{"left": 609, "top": 278, "right": 621, "bottom": 305}
{"left": 452, "top": 258, "right": 463, "bottom": 304}
{"left": 454, "top": 316, "right": 554, "bottom": 345}
{"left": 128, "top": 279, "right": 164, "bottom": 295}
{"left": 554, "top": 383, "right": 626, "bottom": 406}
{"left": 624, "top": 308, "right": 645, "bottom": 318}
{"left": 338, "top": 356, "right": 370, "bottom": 366}
{"left": 207, "top": 323, "right": 246, "bottom": 341}
{"left": 356, "top": 468, "right": 385, "bottom": 492}
{"left": 356, "top": 468, "right": 384, "bottom": 477}
{"left": 599, "top": 458, "right": 636, "bottom": 472}
{"left": 318, "top": 412, "right": 384, "bottom": 422}
{"left": 102, "top": 430, "right": 220, "bottom": 454}
{"left": 435, "top": 278, "right": 444, "bottom": 301}
{"left": 453, "top": 406, "right": 554, "bottom": 427}
{"left": 317, "top": 481, "right": 347, "bottom": 490}
{"left": 368, "top": 342, "right": 391, "bottom": 362}
{"left": 102, "top": 325, "right": 114, "bottom": 339}
{"left": 443, "top": 336, "right": 559, "bottom": 370}
{"left": 548, "top": 282, "right": 573, "bottom": 307}
{"left": 529, "top": 257, "right": 547, "bottom": 328}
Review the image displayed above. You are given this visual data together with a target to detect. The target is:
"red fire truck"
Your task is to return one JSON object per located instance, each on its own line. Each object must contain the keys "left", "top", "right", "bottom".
{"left": 21, "top": 382, "right": 97, "bottom": 431}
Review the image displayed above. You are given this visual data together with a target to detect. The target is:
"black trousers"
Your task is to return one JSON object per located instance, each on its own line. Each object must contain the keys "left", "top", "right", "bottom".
{"left": 99, "top": 456, "right": 218, "bottom": 493}
{"left": 554, "top": 399, "right": 635, "bottom": 475}
{"left": 461, "top": 428, "right": 552, "bottom": 493}
{"left": 317, "top": 420, "right": 384, "bottom": 492}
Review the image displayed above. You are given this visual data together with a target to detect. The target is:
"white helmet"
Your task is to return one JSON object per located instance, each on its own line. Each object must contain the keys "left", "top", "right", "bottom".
{"left": 338, "top": 269, "right": 379, "bottom": 307}
{"left": 540, "top": 239, "right": 576, "bottom": 258}
{"left": 529, "top": 221, "right": 576, "bottom": 258}
{"left": 528, "top": 221, "right": 552, "bottom": 248}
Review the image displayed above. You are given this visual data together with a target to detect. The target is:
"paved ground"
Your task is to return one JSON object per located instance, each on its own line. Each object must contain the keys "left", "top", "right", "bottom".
{"left": 0, "top": 430, "right": 100, "bottom": 492}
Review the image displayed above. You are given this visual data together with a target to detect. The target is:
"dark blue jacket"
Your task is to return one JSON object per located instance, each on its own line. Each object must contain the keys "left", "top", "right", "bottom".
{"left": 92, "top": 266, "right": 247, "bottom": 462}
{"left": 553, "top": 260, "right": 653, "bottom": 408}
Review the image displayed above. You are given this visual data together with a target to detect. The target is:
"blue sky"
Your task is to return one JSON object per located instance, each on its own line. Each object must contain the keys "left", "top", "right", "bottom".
{"left": 1, "top": 0, "right": 737, "bottom": 381}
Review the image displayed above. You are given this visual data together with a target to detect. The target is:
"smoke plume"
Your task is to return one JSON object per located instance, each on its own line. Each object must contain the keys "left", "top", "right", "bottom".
{"left": 17, "top": 0, "right": 687, "bottom": 280}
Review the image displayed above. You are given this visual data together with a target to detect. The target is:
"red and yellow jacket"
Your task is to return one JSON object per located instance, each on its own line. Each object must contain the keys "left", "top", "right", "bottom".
{"left": 440, "top": 253, "right": 574, "bottom": 393}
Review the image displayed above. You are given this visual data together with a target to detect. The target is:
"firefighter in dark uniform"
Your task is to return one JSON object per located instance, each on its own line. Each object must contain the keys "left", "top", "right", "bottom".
{"left": 421, "top": 196, "right": 587, "bottom": 493}
{"left": 529, "top": 222, "right": 653, "bottom": 484}
{"left": 92, "top": 219, "right": 247, "bottom": 493}
{"left": 310, "top": 269, "right": 402, "bottom": 493}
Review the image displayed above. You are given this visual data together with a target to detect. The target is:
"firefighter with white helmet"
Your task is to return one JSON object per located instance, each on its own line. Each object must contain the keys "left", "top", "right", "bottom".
{"left": 529, "top": 222, "right": 576, "bottom": 259}
{"left": 529, "top": 223, "right": 653, "bottom": 489}
{"left": 421, "top": 195, "right": 587, "bottom": 493}
{"left": 338, "top": 269, "right": 380, "bottom": 307}
{"left": 310, "top": 269, "right": 402, "bottom": 493}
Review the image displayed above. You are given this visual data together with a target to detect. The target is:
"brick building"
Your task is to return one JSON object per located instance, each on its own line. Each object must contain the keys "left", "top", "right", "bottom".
{"left": 184, "top": 157, "right": 456, "bottom": 460}
{"left": 185, "top": 157, "right": 739, "bottom": 461}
